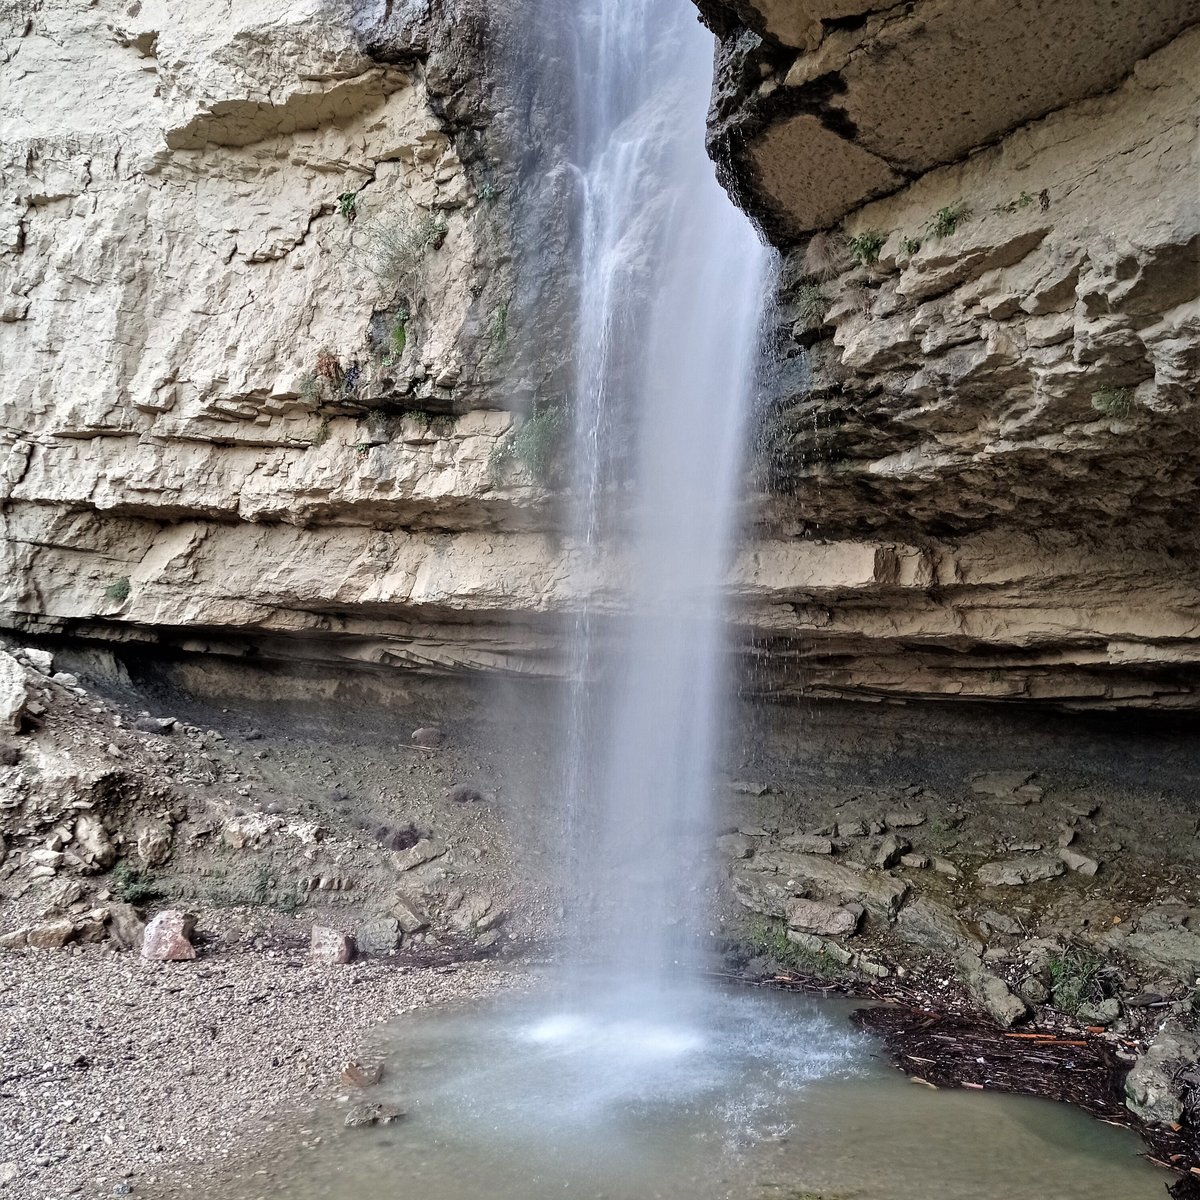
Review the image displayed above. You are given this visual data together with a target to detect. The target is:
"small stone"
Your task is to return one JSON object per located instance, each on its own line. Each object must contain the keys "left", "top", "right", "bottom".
{"left": 134, "top": 716, "right": 177, "bottom": 735}
{"left": 340, "top": 1060, "right": 385, "bottom": 1088}
{"left": 874, "top": 834, "right": 910, "bottom": 869}
{"left": 50, "top": 671, "right": 80, "bottom": 688}
{"left": 345, "top": 1102, "right": 404, "bottom": 1128}
{"left": 899, "top": 853, "right": 930, "bottom": 870}
{"left": 780, "top": 834, "right": 834, "bottom": 855}
{"left": 976, "top": 857, "right": 1065, "bottom": 887}
{"left": 728, "top": 780, "right": 770, "bottom": 796}
{"left": 835, "top": 820, "right": 867, "bottom": 838}
{"left": 1018, "top": 975, "right": 1050, "bottom": 1004}
{"left": 411, "top": 727, "right": 445, "bottom": 747}
{"left": 390, "top": 897, "right": 429, "bottom": 934}
{"left": 885, "top": 811, "right": 926, "bottom": 829}
{"left": 1078, "top": 998, "right": 1121, "bottom": 1026}
{"left": 141, "top": 911, "right": 198, "bottom": 962}
{"left": 931, "top": 856, "right": 960, "bottom": 878}
{"left": 310, "top": 925, "right": 354, "bottom": 965}
{"left": 1058, "top": 847, "right": 1099, "bottom": 876}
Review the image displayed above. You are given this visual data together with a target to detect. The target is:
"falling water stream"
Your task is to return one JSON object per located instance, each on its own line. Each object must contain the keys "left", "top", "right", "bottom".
{"left": 218, "top": 3, "right": 1170, "bottom": 1196}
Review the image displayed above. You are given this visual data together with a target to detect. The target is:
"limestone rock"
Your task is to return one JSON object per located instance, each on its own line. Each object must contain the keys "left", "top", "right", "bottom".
{"left": 137, "top": 822, "right": 174, "bottom": 868}
{"left": 976, "top": 858, "right": 1065, "bottom": 887}
{"left": 356, "top": 918, "right": 402, "bottom": 955}
{"left": 785, "top": 898, "right": 860, "bottom": 938}
{"left": 105, "top": 902, "right": 147, "bottom": 953}
{"left": 310, "top": 925, "right": 355, "bottom": 965}
{"left": 390, "top": 896, "right": 430, "bottom": 934}
{"left": 25, "top": 919, "right": 75, "bottom": 950}
{"left": 779, "top": 834, "right": 833, "bottom": 855}
{"left": 1125, "top": 1020, "right": 1200, "bottom": 1126}
{"left": 141, "top": 911, "right": 198, "bottom": 962}
{"left": 1058, "top": 847, "right": 1099, "bottom": 876}
{"left": 344, "top": 1101, "right": 404, "bottom": 1128}
{"left": 0, "top": 652, "right": 28, "bottom": 735}
{"left": 873, "top": 835, "right": 910, "bottom": 870}
{"left": 739, "top": 849, "right": 909, "bottom": 920}
{"left": 72, "top": 815, "right": 117, "bottom": 871}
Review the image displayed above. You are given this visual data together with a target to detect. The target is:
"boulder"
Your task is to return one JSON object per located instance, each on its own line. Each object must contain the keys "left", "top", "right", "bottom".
{"left": 141, "top": 911, "right": 198, "bottom": 962}
{"left": 1125, "top": 1020, "right": 1200, "bottom": 1126}
{"left": 0, "top": 652, "right": 28, "bottom": 735}
{"left": 356, "top": 918, "right": 402, "bottom": 955}
{"left": 25, "top": 919, "right": 76, "bottom": 950}
{"left": 739, "top": 850, "right": 910, "bottom": 920}
{"left": 967, "top": 966, "right": 1030, "bottom": 1028}
{"left": 716, "top": 833, "right": 755, "bottom": 859}
{"left": 785, "top": 898, "right": 860, "bottom": 937}
{"left": 310, "top": 925, "right": 355, "bottom": 965}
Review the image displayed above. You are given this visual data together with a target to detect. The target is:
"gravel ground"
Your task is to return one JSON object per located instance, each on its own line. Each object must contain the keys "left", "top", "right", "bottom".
{"left": 0, "top": 943, "right": 526, "bottom": 1200}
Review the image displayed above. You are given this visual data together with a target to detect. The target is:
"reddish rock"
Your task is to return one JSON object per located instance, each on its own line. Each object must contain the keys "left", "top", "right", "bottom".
{"left": 141, "top": 910, "right": 197, "bottom": 962}
{"left": 310, "top": 925, "right": 355, "bottom": 965}
{"left": 340, "top": 1060, "right": 384, "bottom": 1088}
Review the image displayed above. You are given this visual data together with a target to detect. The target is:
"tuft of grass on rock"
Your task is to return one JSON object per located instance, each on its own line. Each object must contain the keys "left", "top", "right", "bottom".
{"left": 1091, "top": 386, "right": 1134, "bottom": 418}
{"left": 103, "top": 576, "right": 131, "bottom": 605}
{"left": 926, "top": 201, "right": 971, "bottom": 239}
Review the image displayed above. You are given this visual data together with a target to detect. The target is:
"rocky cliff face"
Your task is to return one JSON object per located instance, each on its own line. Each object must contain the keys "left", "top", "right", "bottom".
{"left": 2, "top": 0, "right": 1199, "bottom": 709}
{"left": 701, "top": 0, "right": 1200, "bottom": 707}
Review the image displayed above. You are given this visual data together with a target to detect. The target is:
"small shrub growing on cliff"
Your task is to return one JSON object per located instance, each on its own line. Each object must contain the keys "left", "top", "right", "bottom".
{"left": 900, "top": 236, "right": 922, "bottom": 256}
{"left": 1091, "top": 386, "right": 1134, "bottom": 418}
{"left": 112, "top": 861, "right": 159, "bottom": 905}
{"left": 847, "top": 228, "right": 886, "bottom": 267}
{"left": 360, "top": 210, "right": 450, "bottom": 293}
{"left": 926, "top": 201, "right": 971, "bottom": 239}
{"left": 992, "top": 190, "right": 1034, "bottom": 216}
{"left": 745, "top": 917, "right": 845, "bottom": 980}
{"left": 490, "top": 302, "right": 509, "bottom": 352}
{"left": 489, "top": 405, "right": 567, "bottom": 487}
{"left": 337, "top": 191, "right": 358, "bottom": 222}
{"left": 103, "top": 576, "right": 131, "bottom": 605}
{"left": 795, "top": 284, "right": 831, "bottom": 327}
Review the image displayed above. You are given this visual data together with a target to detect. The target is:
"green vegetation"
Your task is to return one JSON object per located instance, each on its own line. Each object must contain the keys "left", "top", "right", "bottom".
{"left": 204, "top": 863, "right": 304, "bottom": 912}
{"left": 847, "top": 228, "right": 886, "bottom": 267}
{"left": 478, "top": 181, "right": 498, "bottom": 202}
{"left": 1046, "top": 946, "right": 1106, "bottom": 1015}
{"left": 112, "top": 861, "right": 159, "bottom": 905}
{"left": 389, "top": 308, "right": 410, "bottom": 360}
{"left": 1091, "top": 386, "right": 1134, "bottom": 418}
{"left": 298, "top": 371, "right": 322, "bottom": 406}
{"left": 490, "top": 302, "right": 509, "bottom": 351}
{"left": 993, "top": 190, "right": 1034, "bottom": 216}
{"left": 795, "top": 284, "right": 831, "bottom": 326}
{"left": 745, "top": 917, "right": 845, "bottom": 979}
{"left": 103, "top": 576, "right": 131, "bottom": 604}
{"left": 489, "top": 405, "right": 567, "bottom": 487}
{"left": 900, "top": 236, "right": 922, "bottom": 256}
{"left": 926, "top": 201, "right": 971, "bottom": 239}
{"left": 360, "top": 210, "right": 450, "bottom": 292}
{"left": 337, "top": 191, "right": 358, "bottom": 222}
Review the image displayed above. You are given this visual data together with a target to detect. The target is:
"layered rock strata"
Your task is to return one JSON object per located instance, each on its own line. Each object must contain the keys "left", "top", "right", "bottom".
{"left": 2, "top": 0, "right": 1199, "bottom": 708}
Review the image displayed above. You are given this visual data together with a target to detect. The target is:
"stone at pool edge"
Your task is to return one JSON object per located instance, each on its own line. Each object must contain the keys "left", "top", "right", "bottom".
{"left": 344, "top": 1102, "right": 405, "bottom": 1129}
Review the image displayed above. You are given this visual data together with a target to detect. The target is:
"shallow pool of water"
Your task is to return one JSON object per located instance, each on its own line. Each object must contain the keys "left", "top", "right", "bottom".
{"left": 234, "top": 986, "right": 1167, "bottom": 1200}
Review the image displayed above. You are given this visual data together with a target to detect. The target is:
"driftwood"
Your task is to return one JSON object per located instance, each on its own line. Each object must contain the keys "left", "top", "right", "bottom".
{"left": 853, "top": 1003, "right": 1200, "bottom": 1187}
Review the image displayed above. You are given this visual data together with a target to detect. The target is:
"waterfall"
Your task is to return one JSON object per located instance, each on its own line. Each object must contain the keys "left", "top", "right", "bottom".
{"left": 555, "top": 0, "right": 771, "bottom": 999}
